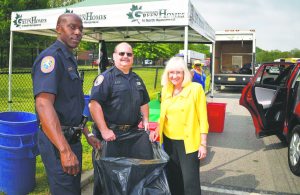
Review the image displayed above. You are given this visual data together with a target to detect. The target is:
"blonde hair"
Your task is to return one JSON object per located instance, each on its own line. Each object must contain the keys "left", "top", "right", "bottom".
{"left": 161, "top": 57, "right": 191, "bottom": 87}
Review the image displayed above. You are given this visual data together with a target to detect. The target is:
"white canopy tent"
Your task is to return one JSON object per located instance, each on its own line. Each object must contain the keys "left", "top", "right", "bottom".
{"left": 9, "top": 0, "right": 216, "bottom": 108}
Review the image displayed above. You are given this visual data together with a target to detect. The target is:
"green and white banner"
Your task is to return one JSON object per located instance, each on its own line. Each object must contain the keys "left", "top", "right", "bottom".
{"left": 11, "top": 1, "right": 189, "bottom": 30}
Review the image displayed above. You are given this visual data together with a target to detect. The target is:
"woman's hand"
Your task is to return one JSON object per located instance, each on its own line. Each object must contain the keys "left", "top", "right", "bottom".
{"left": 198, "top": 144, "right": 207, "bottom": 160}
{"left": 149, "top": 127, "right": 159, "bottom": 142}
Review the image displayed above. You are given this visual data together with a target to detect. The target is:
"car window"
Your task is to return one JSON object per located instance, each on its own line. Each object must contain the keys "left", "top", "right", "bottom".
{"left": 292, "top": 72, "right": 300, "bottom": 111}
{"left": 297, "top": 73, "right": 300, "bottom": 81}
{"left": 254, "top": 68, "right": 264, "bottom": 84}
{"left": 291, "top": 71, "right": 300, "bottom": 88}
{"left": 257, "top": 64, "right": 294, "bottom": 87}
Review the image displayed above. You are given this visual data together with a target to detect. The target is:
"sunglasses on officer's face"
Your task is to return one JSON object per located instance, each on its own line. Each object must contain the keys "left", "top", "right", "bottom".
{"left": 118, "top": 52, "right": 133, "bottom": 57}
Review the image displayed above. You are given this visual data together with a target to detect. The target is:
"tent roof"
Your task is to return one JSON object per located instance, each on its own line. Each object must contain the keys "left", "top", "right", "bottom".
{"left": 68, "top": 0, "right": 166, "bottom": 7}
{"left": 10, "top": 0, "right": 215, "bottom": 43}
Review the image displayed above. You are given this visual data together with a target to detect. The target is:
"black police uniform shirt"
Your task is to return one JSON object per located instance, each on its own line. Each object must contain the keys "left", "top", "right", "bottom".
{"left": 32, "top": 40, "right": 84, "bottom": 127}
{"left": 90, "top": 66, "right": 150, "bottom": 126}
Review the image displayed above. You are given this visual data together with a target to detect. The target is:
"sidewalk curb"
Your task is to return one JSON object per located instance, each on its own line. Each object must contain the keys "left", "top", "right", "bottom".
{"left": 81, "top": 169, "right": 94, "bottom": 189}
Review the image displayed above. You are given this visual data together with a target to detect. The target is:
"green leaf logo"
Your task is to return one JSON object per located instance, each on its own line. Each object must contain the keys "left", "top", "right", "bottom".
{"left": 127, "top": 5, "right": 142, "bottom": 23}
{"left": 13, "top": 14, "right": 22, "bottom": 27}
{"left": 127, "top": 12, "right": 134, "bottom": 19}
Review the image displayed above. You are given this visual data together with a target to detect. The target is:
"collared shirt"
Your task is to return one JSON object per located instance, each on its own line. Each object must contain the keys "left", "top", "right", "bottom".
{"left": 159, "top": 82, "right": 209, "bottom": 154}
{"left": 90, "top": 66, "right": 150, "bottom": 125}
{"left": 32, "top": 40, "right": 84, "bottom": 126}
{"left": 163, "top": 95, "right": 185, "bottom": 140}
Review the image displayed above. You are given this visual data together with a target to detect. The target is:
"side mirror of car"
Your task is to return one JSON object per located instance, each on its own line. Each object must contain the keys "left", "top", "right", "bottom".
{"left": 294, "top": 102, "right": 300, "bottom": 118}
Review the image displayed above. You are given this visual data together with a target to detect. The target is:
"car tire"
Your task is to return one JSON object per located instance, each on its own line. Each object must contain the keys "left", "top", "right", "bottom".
{"left": 288, "top": 125, "right": 300, "bottom": 176}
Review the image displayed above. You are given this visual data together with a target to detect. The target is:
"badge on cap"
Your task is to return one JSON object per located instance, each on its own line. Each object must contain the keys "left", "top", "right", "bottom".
{"left": 94, "top": 75, "right": 104, "bottom": 86}
{"left": 41, "top": 56, "right": 55, "bottom": 73}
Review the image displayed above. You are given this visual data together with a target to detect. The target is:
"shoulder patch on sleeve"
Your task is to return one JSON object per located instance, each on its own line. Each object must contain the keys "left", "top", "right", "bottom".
{"left": 40, "top": 56, "right": 55, "bottom": 73}
{"left": 94, "top": 75, "right": 104, "bottom": 86}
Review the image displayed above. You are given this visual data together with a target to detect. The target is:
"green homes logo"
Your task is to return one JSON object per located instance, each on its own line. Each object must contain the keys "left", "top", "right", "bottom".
{"left": 127, "top": 4, "right": 184, "bottom": 23}
{"left": 13, "top": 13, "right": 47, "bottom": 28}
{"left": 66, "top": 9, "right": 106, "bottom": 24}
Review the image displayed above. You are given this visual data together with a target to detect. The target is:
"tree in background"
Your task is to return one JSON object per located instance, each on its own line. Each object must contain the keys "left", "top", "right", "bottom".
{"left": 189, "top": 44, "right": 210, "bottom": 57}
{"left": 131, "top": 42, "right": 210, "bottom": 65}
{"left": 48, "top": 0, "right": 82, "bottom": 7}
{"left": 0, "top": 0, "right": 49, "bottom": 47}
{"left": 0, "top": 0, "right": 49, "bottom": 68}
{"left": 291, "top": 49, "right": 300, "bottom": 58}
{"left": 256, "top": 47, "right": 300, "bottom": 64}
{"left": 133, "top": 43, "right": 171, "bottom": 60}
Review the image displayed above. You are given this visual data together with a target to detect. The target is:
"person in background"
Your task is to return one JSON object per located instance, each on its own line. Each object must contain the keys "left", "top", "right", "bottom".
{"left": 89, "top": 42, "right": 153, "bottom": 194}
{"left": 191, "top": 59, "right": 206, "bottom": 90}
{"left": 149, "top": 56, "right": 209, "bottom": 195}
{"left": 32, "top": 13, "right": 100, "bottom": 195}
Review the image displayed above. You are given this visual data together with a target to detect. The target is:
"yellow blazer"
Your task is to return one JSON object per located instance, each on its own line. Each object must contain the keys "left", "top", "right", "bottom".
{"left": 159, "top": 82, "right": 209, "bottom": 154}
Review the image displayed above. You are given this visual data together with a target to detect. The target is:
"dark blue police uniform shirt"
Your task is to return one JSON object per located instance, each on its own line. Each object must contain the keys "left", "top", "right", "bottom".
{"left": 90, "top": 66, "right": 150, "bottom": 125}
{"left": 32, "top": 40, "right": 84, "bottom": 126}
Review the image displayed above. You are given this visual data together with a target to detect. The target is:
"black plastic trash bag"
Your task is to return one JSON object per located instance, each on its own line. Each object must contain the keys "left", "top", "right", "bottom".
{"left": 94, "top": 130, "right": 170, "bottom": 195}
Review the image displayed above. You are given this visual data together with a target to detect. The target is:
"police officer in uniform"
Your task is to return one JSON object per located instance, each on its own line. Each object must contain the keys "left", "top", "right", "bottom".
{"left": 89, "top": 42, "right": 153, "bottom": 194}
{"left": 32, "top": 13, "right": 100, "bottom": 195}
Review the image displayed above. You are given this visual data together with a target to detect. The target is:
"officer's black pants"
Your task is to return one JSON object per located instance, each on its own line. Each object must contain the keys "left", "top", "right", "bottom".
{"left": 92, "top": 129, "right": 153, "bottom": 195}
{"left": 163, "top": 135, "right": 201, "bottom": 195}
{"left": 38, "top": 130, "right": 82, "bottom": 195}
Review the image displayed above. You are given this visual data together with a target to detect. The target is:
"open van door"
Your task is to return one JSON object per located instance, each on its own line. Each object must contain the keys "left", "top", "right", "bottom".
{"left": 240, "top": 63, "right": 294, "bottom": 138}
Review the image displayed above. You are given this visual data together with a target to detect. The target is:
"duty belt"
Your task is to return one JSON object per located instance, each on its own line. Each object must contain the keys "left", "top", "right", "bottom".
{"left": 61, "top": 116, "right": 87, "bottom": 144}
{"left": 40, "top": 116, "right": 88, "bottom": 145}
{"left": 108, "top": 124, "right": 137, "bottom": 131}
{"left": 61, "top": 126, "right": 82, "bottom": 144}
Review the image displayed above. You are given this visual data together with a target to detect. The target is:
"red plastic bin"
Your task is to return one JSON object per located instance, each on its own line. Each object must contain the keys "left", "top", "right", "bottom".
{"left": 207, "top": 102, "right": 226, "bottom": 133}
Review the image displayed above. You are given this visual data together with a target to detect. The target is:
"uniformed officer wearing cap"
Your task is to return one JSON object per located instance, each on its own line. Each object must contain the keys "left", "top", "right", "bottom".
{"left": 32, "top": 13, "right": 100, "bottom": 195}
{"left": 191, "top": 60, "right": 206, "bottom": 90}
{"left": 89, "top": 42, "right": 153, "bottom": 194}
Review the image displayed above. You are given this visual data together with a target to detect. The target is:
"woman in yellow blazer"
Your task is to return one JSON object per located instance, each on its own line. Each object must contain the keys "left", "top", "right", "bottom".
{"left": 150, "top": 56, "right": 209, "bottom": 195}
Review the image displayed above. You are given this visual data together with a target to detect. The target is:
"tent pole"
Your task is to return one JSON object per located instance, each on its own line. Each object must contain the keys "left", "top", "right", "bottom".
{"left": 8, "top": 31, "right": 14, "bottom": 111}
{"left": 210, "top": 42, "right": 215, "bottom": 97}
{"left": 183, "top": 26, "right": 188, "bottom": 65}
{"left": 98, "top": 41, "right": 102, "bottom": 75}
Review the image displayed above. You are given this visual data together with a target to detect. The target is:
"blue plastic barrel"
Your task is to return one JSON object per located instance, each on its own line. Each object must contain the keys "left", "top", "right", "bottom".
{"left": 0, "top": 112, "right": 39, "bottom": 195}
{"left": 83, "top": 95, "right": 92, "bottom": 121}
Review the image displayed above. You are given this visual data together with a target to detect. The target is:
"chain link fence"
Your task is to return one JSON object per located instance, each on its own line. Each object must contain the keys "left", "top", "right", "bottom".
{"left": 0, "top": 66, "right": 163, "bottom": 113}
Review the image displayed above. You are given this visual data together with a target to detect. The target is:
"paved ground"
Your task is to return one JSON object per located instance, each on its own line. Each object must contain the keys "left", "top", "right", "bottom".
{"left": 201, "top": 88, "right": 300, "bottom": 195}
{"left": 81, "top": 88, "right": 300, "bottom": 194}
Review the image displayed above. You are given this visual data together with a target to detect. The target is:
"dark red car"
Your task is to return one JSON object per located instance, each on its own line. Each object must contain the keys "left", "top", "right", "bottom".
{"left": 240, "top": 62, "right": 300, "bottom": 176}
